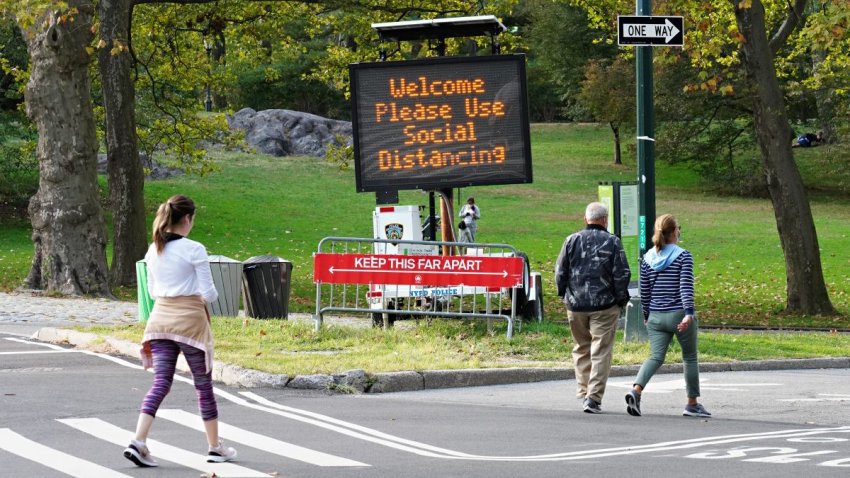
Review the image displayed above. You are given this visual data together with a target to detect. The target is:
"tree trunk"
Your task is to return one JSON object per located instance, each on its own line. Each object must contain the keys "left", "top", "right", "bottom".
{"left": 610, "top": 121, "right": 622, "bottom": 165}
{"left": 99, "top": 0, "right": 148, "bottom": 287}
{"left": 733, "top": 0, "right": 835, "bottom": 315}
{"left": 212, "top": 36, "right": 228, "bottom": 109}
{"left": 21, "top": 0, "right": 110, "bottom": 296}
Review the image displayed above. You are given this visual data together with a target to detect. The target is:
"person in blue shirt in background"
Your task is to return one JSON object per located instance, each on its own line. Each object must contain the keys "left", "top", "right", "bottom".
{"left": 625, "top": 214, "right": 711, "bottom": 418}
{"left": 792, "top": 131, "right": 823, "bottom": 148}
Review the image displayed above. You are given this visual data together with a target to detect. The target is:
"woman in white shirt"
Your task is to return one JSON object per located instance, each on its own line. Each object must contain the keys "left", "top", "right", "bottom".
{"left": 458, "top": 196, "right": 481, "bottom": 242}
{"left": 123, "top": 195, "right": 237, "bottom": 467}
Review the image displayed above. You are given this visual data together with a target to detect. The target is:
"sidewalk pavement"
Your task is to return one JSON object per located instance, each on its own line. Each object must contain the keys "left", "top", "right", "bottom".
{"left": 3, "top": 291, "right": 849, "bottom": 394}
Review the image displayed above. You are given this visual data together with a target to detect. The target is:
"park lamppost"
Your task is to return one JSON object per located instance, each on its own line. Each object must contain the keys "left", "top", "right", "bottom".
{"left": 203, "top": 39, "right": 212, "bottom": 112}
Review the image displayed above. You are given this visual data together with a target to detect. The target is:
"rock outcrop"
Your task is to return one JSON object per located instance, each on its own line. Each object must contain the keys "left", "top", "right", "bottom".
{"left": 227, "top": 108, "right": 352, "bottom": 157}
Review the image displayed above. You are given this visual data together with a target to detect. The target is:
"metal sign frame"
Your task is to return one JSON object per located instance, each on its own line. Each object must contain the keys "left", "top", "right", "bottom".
{"left": 313, "top": 236, "right": 542, "bottom": 338}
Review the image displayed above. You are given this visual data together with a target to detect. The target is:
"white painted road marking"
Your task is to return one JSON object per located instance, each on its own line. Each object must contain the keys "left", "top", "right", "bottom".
{"left": 778, "top": 394, "right": 850, "bottom": 402}
{"left": 608, "top": 377, "right": 783, "bottom": 393}
{"left": 157, "top": 409, "right": 369, "bottom": 467}
{"left": 744, "top": 449, "right": 838, "bottom": 463}
{"left": 214, "top": 389, "right": 466, "bottom": 458}
{"left": 686, "top": 446, "right": 850, "bottom": 466}
{"left": 0, "top": 366, "right": 63, "bottom": 373}
{"left": 0, "top": 428, "right": 133, "bottom": 478}
{"left": 240, "top": 392, "right": 850, "bottom": 462}
{"left": 58, "top": 418, "right": 270, "bottom": 477}
{"left": 240, "top": 391, "right": 475, "bottom": 458}
{"left": 13, "top": 336, "right": 850, "bottom": 466}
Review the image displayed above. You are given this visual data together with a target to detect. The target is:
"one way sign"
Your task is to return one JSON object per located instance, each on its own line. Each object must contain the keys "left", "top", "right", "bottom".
{"left": 618, "top": 16, "right": 684, "bottom": 46}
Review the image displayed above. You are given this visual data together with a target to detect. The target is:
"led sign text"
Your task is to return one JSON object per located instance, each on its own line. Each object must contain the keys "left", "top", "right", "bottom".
{"left": 350, "top": 55, "right": 532, "bottom": 192}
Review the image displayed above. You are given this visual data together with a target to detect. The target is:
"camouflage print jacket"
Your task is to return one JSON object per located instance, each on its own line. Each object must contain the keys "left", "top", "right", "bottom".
{"left": 554, "top": 224, "right": 631, "bottom": 312}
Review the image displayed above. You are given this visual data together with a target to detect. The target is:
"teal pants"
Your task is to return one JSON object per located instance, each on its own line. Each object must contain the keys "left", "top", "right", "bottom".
{"left": 634, "top": 310, "right": 701, "bottom": 398}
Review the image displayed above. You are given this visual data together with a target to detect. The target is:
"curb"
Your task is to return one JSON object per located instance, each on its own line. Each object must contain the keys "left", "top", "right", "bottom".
{"left": 32, "top": 327, "right": 850, "bottom": 394}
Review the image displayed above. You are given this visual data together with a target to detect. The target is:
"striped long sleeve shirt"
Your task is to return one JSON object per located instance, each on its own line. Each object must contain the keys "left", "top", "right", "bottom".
{"left": 639, "top": 250, "right": 695, "bottom": 319}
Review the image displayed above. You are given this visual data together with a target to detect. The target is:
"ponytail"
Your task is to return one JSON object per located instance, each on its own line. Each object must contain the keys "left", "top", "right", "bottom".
{"left": 151, "top": 195, "right": 196, "bottom": 253}
{"left": 652, "top": 214, "right": 678, "bottom": 253}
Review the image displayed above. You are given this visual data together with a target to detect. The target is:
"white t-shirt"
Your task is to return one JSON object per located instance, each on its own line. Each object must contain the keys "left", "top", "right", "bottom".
{"left": 459, "top": 204, "right": 480, "bottom": 227}
{"left": 145, "top": 237, "right": 218, "bottom": 303}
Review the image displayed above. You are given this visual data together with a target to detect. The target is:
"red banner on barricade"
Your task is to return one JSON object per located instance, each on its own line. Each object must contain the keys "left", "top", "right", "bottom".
{"left": 313, "top": 253, "right": 523, "bottom": 288}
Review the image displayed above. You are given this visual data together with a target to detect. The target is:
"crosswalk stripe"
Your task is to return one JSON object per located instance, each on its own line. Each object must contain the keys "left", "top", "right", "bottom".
{"left": 0, "top": 428, "right": 133, "bottom": 478}
{"left": 57, "top": 418, "right": 270, "bottom": 477}
{"left": 158, "top": 409, "right": 369, "bottom": 467}
{"left": 0, "top": 350, "right": 73, "bottom": 355}
{"left": 4, "top": 337, "right": 65, "bottom": 346}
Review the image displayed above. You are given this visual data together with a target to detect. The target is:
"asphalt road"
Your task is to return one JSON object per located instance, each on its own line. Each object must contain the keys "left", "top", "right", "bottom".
{"left": 2, "top": 330, "right": 850, "bottom": 477}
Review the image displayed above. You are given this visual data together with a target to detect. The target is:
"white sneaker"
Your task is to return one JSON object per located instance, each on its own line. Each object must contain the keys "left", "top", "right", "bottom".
{"left": 207, "top": 440, "right": 238, "bottom": 463}
{"left": 123, "top": 439, "right": 158, "bottom": 467}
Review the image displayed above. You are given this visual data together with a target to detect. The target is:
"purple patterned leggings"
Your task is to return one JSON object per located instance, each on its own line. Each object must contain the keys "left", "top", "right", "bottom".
{"left": 141, "top": 339, "right": 218, "bottom": 421}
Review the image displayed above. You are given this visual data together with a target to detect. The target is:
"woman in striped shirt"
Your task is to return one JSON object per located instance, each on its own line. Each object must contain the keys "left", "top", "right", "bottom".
{"left": 624, "top": 214, "right": 711, "bottom": 418}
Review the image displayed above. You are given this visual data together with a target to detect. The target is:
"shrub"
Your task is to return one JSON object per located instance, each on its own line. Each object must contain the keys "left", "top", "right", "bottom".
{"left": 324, "top": 134, "right": 353, "bottom": 170}
{"left": 233, "top": 58, "right": 348, "bottom": 120}
{"left": 526, "top": 62, "right": 564, "bottom": 122}
{"left": 0, "top": 111, "right": 37, "bottom": 208}
{"left": 0, "top": 19, "right": 27, "bottom": 111}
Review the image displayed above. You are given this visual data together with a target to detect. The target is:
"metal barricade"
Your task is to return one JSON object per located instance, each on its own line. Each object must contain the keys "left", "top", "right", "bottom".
{"left": 313, "top": 237, "right": 532, "bottom": 338}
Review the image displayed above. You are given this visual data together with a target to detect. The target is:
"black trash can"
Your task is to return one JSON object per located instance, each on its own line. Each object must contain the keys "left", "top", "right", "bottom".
{"left": 241, "top": 255, "right": 293, "bottom": 319}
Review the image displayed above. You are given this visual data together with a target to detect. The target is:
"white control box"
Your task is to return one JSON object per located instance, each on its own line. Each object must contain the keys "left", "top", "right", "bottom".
{"left": 372, "top": 205, "right": 437, "bottom": 255}
{"left": 371, "top": 205, "right": 438, "bottom": 307}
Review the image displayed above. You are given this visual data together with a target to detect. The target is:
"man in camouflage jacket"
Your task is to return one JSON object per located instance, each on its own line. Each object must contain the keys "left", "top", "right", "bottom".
{"left": 555, "top": 202, "right": 631, "bottom": 414}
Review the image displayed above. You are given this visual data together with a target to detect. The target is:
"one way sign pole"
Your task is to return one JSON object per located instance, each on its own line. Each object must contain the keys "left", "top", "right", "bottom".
{"left": 618, "top": 11, "right": 684, "bottom": 260}
{"left": 618, "top": 16, "right": 684, "bottom": 46}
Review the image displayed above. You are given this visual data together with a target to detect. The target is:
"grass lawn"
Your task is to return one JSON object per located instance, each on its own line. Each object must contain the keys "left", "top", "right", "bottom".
{"left": 83, "top": 318, "right": 850, "bottom": 376}
{"left": 2, "top": 123, "right": 849, "bottom": 330}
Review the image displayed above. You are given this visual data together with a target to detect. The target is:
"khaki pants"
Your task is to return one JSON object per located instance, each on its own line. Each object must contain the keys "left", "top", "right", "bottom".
{"left": 568, "top": 305, "right": 620, "bottom": 403}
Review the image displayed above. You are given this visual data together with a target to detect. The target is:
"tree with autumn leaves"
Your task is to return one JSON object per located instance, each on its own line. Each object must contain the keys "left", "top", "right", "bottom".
{"left": 570, "top": 0, "right": 844, "bottom": 315}
{"left": 0, "top": 0, "right": 514, "bottom": 295}
{"left": 1, "top": 0, "right": 845, "bottom": 317}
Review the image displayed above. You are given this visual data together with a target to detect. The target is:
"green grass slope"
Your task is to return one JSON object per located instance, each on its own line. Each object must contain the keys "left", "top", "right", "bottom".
{"left": 1, "top": 123, "right": 848, "bottom": 328}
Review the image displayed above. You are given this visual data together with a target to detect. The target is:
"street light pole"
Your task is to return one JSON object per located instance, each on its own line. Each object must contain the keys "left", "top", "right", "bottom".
{"left": 203, "top": 39, "right": 213, "bottom": 112}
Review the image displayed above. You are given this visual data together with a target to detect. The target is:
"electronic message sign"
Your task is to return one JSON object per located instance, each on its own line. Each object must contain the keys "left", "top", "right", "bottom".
{"left": 349, "top": 54, "right": 532, "bottom": 192}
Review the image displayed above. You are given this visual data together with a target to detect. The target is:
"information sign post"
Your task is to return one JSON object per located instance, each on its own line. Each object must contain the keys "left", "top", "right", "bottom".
{"left": 598, "top": 182, "right": 639, "bottom": 277}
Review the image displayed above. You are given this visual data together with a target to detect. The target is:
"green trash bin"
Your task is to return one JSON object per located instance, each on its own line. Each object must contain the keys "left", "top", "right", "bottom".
{"left": 136, "top": 259, "right": 155, "bottom": 322}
